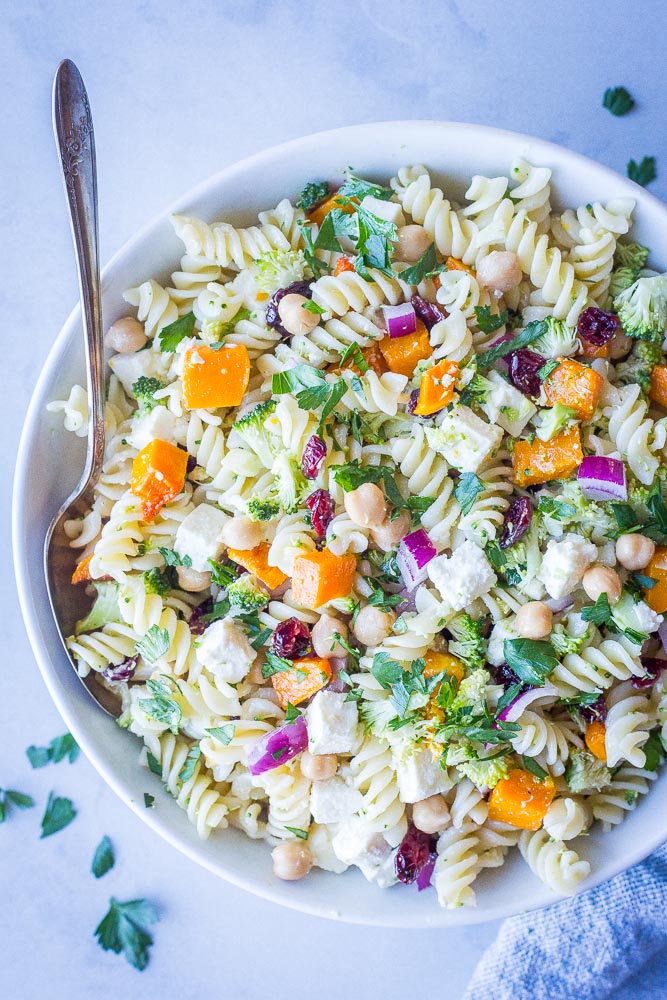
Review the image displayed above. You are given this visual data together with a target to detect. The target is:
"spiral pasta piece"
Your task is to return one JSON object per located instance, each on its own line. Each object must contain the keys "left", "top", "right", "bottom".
{"left": 605, "top": 383, "right": 666, "bottom": 485}
{"left": 518, "top": 829, "right": 590, "bottom": 895}
{"left": 123, "top": 279, "right": 179, "bottom": 339}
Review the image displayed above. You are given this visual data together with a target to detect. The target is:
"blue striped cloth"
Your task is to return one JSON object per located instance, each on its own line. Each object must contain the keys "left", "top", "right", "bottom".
{"left": 464, "top": 845, "right": 667, "bottom": 1000}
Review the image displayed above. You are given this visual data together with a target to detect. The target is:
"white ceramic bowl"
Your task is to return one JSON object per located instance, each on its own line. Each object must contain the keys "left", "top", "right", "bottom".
{"left": 13, "top": 121, "right": 667, "bottom": 926}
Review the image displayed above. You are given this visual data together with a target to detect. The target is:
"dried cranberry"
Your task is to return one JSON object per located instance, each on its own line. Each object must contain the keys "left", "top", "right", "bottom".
{"left": 493, "top": 662, "right": 523, "bottom": 690}
{"left": 411, "top": 294, "right": 447, "bottom": 330}
{"left": 395, "top": 826, "right": 437, "bottom": 885}
{"left": 507, "top": 349, "right": 545, "bottom": 397}
{"left": 407, "top": 388, "right": 420, "bottom": 414}
{"left": 499, "top": 496, "right": 533, "bottom": 549}
{"left": 273, "top": 618, "right": 312, "bottom": 659}
{"left": 577, "top": 307, "right": 621, "bottom": 346}
{"left": 306, "top": 488, "right": 335, "bottom": 536}
{"left": 188, "top": 598, "right": 215, "bottom": 636}
{"left": 632, "top": 657, "right": 667, "bottom": 690}
{"left": 301, "top": 434, "right": 327, "bottom": 479}
{"left": 186, "top": 454, "right": 197, "bottom": 475}
{"left": 102, "top": 657, "right": 137, "bottom": 683}
{"left": 579, "top": 693, "right": 608, "bottom": 725}
{"left": 266, "top": 280, "right": 313, "bottom": 337}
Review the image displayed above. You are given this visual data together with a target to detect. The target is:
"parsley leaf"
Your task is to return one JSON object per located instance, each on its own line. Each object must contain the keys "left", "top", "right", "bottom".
{"left": 336, "top": 174, "right": 393, "bottom": 202}
{"left": 207, "top": 559, "right": 238, "bottom": 587}
{"left": 283, "top": 703, "right": 302, "bottom": 724}
{"left": 159, "top": 547, "right": 192, "bottom": 569}
{"left": 537, "top": 359, "right": 560, "bottom": 381}
{"left": 503, "top": 639, "right": 559, "bottom": 686}
{"left": 302, "top": 299, "right": 326, "bottom": 316}
{"left": 92, "top": 835, "right": 115, "bottom": 879}
{"left": 603, "top": 86, "right": 635, "bottom": 116}
{"left": 135, "top": 625, "right": 170, "bottom": 665}
{"left": 297, "top": 180, "right": 330, "bottom": 211}
{"left": 146, "top": 751, "right": 161, "bottom": 776}
{"left": 262, "top": 651, "right": 294, "bottom": 679}
{"left": 157, "top": 311, "right": 196, "bottom": 352}
{"left": 643, "top": 730, "right": 665, "bottom": 772}
{"left": 26, "top": 732, "right": 79, "bottom": 769}
{"left": 477, "top": 320, "right": 548, "bottom": 371}
{"left": 580, "top": 592, "right": 649, "bottom": 645}
{"left": 285, "top": 826, "right": 309, "bottom": 840}
{"left": 178, "top": 746, "right": 201, "bottom": 782}
{"left": 299, "top": 223, "right": 332, "bottom": 279}
{"left": 143, "top": 793, "right": 155, "bottom": 808}
{"left": 627, "top": 156, "right": 657, "bottom": 188}
{"left": 538, "top": 496, "right": 577, "bottom": 520}
{"left": 454, "top": 472, "right": 485, "bottom": 516}
{"left": 398, "top": 243, "right": 445, "bottom": 284}
{"left": 0, "top": 788, "right": 34, "bottom": 824}
{"left": 94, "top": 897, "right": 159, "bottom": 971}
{"left": 40, "top": 792, "right": 76, "bottom": 838}
{"left": 371, "top": 653, "right": 440, "bottom": 719}
{"left": 271, "top": 364, "right": 346, "bottom": 432}
{"left": 206, "top": 724, "right": 235, "bottom": 745}
{"left": 496, "top": 683, "right": 524, "bottom": 717}
{"left": 138, "top": 678, "right": 182, "bottom": 734}
{"left": 522, "top": 756, "right": 548, "bottom": 780}
{"left": 474, "top": 305, "right": 508, "bottom": 335}
{"left": 339, "top": 342, "right": 370, "bottom": 373}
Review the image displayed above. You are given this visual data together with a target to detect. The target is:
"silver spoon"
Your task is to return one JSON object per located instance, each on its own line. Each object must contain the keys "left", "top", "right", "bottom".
{"left": 44, "top": 60, "right": 120, "bottom": 717}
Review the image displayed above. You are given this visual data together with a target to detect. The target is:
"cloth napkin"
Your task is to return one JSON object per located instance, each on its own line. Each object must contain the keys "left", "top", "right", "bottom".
{"left": 464, "top": 844, "right": 667, "bottom": 1000}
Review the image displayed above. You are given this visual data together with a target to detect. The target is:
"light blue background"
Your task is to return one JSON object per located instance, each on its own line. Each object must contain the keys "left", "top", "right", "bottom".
{"left": 3, "top": 2, "right": 667, "bottom": 998}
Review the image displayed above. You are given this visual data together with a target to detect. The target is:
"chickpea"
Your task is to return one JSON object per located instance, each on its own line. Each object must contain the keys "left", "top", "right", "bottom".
{"left": 515, "top": 601, "right": 553, "bottom": 640}
{"left": 582, "top": 564, "right": 622, "bottom": 604}
{"left": 394, "top": 225, "right": 431, "bottom": 263}
{"left": 300, "top": 751, "right": 338, "bottom": 781}
{"left": 176, "top": 566, "right": 212, "bottom": 592}
{"left": 221, "top": 515, "right": 263, "bottom": 552}
{"left": 105, "top": 317, "right": 147, "bottom": 353}
{"left": 609, "top": 331, "right": 633, "bottom": 360}
{"left": 412, "top": 795, "right": 450, "bottom": 835}
{"left": 352, "top": 605, "right": 395, "bottom": 646}
{"left": 271, "top": 841, "right": 313, "bottom": 881}
{"left": 476, "top": 250, "right": 522, "bottom": 293}
{"left": 277, "top": 293, "right": 320, "bottom": 337}
{"left": 615, "top": 532, "right": 656, "bottom": 571}
{"left": 344, "top": 483, "right": 388, "bottom": 529}
{"left": 370, "top": 510, "right": 411, "bottom": 553}
{"left": 311, "top": 614, "right": 348, "bottom": 658}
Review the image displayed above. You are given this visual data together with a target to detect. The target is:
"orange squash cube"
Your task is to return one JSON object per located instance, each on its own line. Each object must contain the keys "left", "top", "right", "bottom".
{"left": 71, "top": 553, "right": 94, "bottom": 585}
{"left": 512, "top": 425, "right": 583, "bottom": 487}
{"left": 579, "top": 340, "right": 611, "bottom": 359}
{"left": 423, "top": 651, "right": 465, "bottom": 682}
{"left": 271, "top": 656, "right": 332, "bottom": 709}
{"left": 585, "top": 721, "right": 607, "bottom": 762}
{"left": 182, "top": 343, "right": 250, "bottom": 410}
{"left": 378, "top": 320, "right": 432, "bottom": 377}
{"left": 227, "top": 542, "right": 287, "bottom": 591}
{"left": 488, "top": 769, "right": 556, "bottom": 830}
{"left": 542, "top": 358, "right": 604, "bottom": 420}
{"left": 445, "top": 256, "right": 476, "bottom": 275}
{"left": 333, "top": 255, "right": 355, "bottom": 276}
{"left": 291, "top": 548, "right": 357, "bottom": 609}
{"left": 649, "top": 365, "right": 667, "bottom": 408}
{"left": 131, "top": 439, "right": 188, "bottom": 522}
{"left": 643, "top": 546, "right": 667, "bottom": 614}
{"left": 308, "top": 193, "right": 355, "bottom": 228}
{"left": 414, "top": 360, "right": 459, "bottom": 416}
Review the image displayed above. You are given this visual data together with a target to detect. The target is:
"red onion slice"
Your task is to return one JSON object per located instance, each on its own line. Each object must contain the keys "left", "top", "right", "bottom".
{"left": 384, "top": 303, "right": 417, "bottom": 339}
{"left": 247, "top": 716, "right": 308, "bottom": 775}
{"left": 577, "top": 456, "right": 627, "bottom": 502}
{"left": 396, "top": 528, "right": 437, "bottom": 590}
{"left": 498, "top": 682, "right": 559, "bottom": 723}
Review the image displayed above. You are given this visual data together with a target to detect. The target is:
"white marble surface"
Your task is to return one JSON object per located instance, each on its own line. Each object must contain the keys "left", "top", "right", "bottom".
{"left": 3, "top": 2, "right": 667, "bottom": 998}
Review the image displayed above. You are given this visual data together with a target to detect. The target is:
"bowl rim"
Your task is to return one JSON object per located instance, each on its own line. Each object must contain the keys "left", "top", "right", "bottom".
{"left": 13, "top": 118, "right": 667, "bottom": 927}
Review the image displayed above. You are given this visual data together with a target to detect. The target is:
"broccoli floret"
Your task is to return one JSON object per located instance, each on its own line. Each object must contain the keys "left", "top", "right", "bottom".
{"left": 614, "top": 272, "right": 667, "bottom": 343}
{"left": 616, "top": 339, "right": 664, "bottom": 393}
{"left": 227, "top": 575, "right": 270, "bottom": 612}
{"left": 359, "top": 698, "right": 398, "bottom": 735}
{"left": 614, "top": 241, "right": 649, "bottom": 271}
{"left": 549, "top": 621, "right": 589, "bottom": 656}
{"left": 270, "top": 453, "right": 308, "bottom": 513}
{"left": 532, "top": 317, "right": 578, "bottom": 359}
{"left": 132, "top": 376, "right": 166, "bottom": 411}
{"left": 459, "top": 372, "right": 494, "bottom": 407}
{"left": 232, "top": 400, "right": 279, "bottom": 467}
{"left": 565, "top": 750, "right": 611, "bottom": 794}
{"left": 447, "top": 613, "right": 487, "bottom": 670}
{"left": 539, "top": 481, "right": 617, "bottom": 540}
{"left": 202, "top": 306, "right": 252, "bottom": 343}
{"left": 534, "top": 403, "right": 578, "bottom": 442}
{"left": 253, "top": 250, "right": 311, "bottom": 294}
{"left": 456, "top": 753, "right": 509, "bottom": 791}
{"left": 609, "top": 265, "right": 640, "bottom": 299}
{"left": 75, "top": 582, "right": 121, "bottom": 635}
{"left": 450, "top": 669, "right": 491, "bottom": 715}
{"left": 143, "top": 567, "right": 173, "bottom": 596}
{"left": 246, "top": 498, "right": 281, "bottom": 522}
{"left": 297, "top": 180, "right": 331, "bottom": 211}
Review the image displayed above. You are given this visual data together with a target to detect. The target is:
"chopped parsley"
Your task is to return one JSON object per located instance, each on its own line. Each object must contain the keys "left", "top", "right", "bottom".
{"left": 477, "top": 320, "right": 548, "bottom": 371}
{"left": 94, "top": 897, "right": 159, "bottom": 971}
{"left": 159, "top": 547, "right": 192, "bottom": 569}
{"left": 602, "top": 86, "right": 635, "bottom": 116}
{"left": 157, "top": 311, "right": 196, "bottom": 352}
{"left": 92, "top": 835, "right": 115, "bottom": 879}
{"left": 398, "top": 243, "right": 445, "bottom": 284}
{"left": 26, "top": 732, "right": 79, "bottom": 769}
{"left": 503, "top": 639, "right": 559, "bottom": 686}
{"left": 138, "top": 677, "right": 182, "bottom": 734}
{"left": 0, "top": 788, "right": 34, "bottom": 824}
{"left": 474, "top": 305, "right": 508, "bottom": 334}
{"left": 143, "top": 793, "right": 155, "bottom": 809}
{"left": 454, "top": 472, "right": 485, "bottom": 516}
{"left": 627, "top": 156, "right": 657, "bottom": 188}
{"left": 580, "top": 593, "right": 648, "bottom": 645}
{"left": 206, "top": 724, "right": 235, "bottom": 745}
{"left": 40, "top": 792, "right": 77, "bottom": 838}
{"left": 135, "top": 626, "right": 170, "bottom": 665}
{"left": 285, "top": 826, "right": 309, "bottom": 840}
{"left": 178, "top": 746, "right": 201, "bottom": 782}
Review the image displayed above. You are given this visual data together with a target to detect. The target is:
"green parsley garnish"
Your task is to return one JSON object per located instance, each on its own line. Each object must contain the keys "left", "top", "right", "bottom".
{"left": 206, "top": 724, "right": 235, "bottom": 745}
{"left": 178, "top": 746, "right": 201, "bottom": 782}
{"left": 503, "top": 639, "right": 559, "bottom": 686}
{"left": 627, "top": 156, "right": 657, "bottom": 188}
{"left": 477, "top": 320, "right": 548, "bottom": 371}
{"left": 0, "top": 788, "right": 34, "bottom": 824}
{"left": 92, "top": 835, "right": 115, "bottom": 879}
{"left": 398, "top": 243, "right": 445, "bottom": 284}
{"left": 454, "top": 472, "right": 485, "bottom": 516}
{"left": 135, "top": 625, "right": 170, "bottom": 665}
{"left": 602, "top": 86, "right": 635, "bottom": 116}
{"left": 474, "top": 305, "right": 509, "bottom": 335}
{"left": 159, "top": 547, "right": 192, "bottom": 569}
{"left": 26, "top": 732, "right": 79, "bottom": 769}
{"left": 157, "top": 311, "right": 196, "bottom": 352}
{"left": 138, "top": 677, "right": 182, "bottom": 734}
{"left": 94, "top": 897, "right": 159, "bottom": 971}
{"left": 40, "top": 792, "right": 77, "bottom": 838}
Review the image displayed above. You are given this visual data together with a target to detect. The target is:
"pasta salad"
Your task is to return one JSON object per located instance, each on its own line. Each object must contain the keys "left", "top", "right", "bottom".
{"left": 51, "top": 158, "right": 667, "bottom": 907}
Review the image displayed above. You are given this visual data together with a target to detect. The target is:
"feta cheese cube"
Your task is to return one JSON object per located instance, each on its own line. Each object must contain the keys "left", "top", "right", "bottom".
{"left": 127, "top": 406, "right": 179, "bottom": 451}
{"left": 537, "top": 533, "right": 597, "bottom": 600}
{"left": 332, "top": 820, "right": 396, "bottom": 883}
{"left": 195, "top": 619, "right": 255, "bottom": 682}
{"left": 308, "top": 824, "right": 349, "bottom": 874}
{"left": 109, "top": 349, "right": 169, "bottom": 395}
{"left": 307, "top": 691, "right": 360, "bottom": 754}
{"left": 360, "top": 195, "right": 405, "bottom": 228}
{"left": 310, "top": 776, "right": 363, "bottom": 824}
{"left": 427, "top": 540, "right": 497, "bottom": 611}
{"left": 426, "top": 406, "right": 503, "bottom": 472}
{"left": 480, "top": 370, "right": 537, "bottom": 437}
{"left": 174, "top": 503, "right": 229, "bottom": 572}
{"left": 488, "top": 619, "right": 518, "bottom": 667}
{"left": 391, "top": 745, "right": 453, "bottom": 803}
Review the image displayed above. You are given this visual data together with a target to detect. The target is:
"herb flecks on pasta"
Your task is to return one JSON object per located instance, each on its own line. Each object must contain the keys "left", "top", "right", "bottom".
{"left": 52, "top": 160, "right": 667, "bottom": 908}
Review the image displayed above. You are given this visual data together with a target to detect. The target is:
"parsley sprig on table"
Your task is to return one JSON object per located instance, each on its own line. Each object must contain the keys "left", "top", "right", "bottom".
{"left": 94, "top": 897, "right": 160, "bottom": 971}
